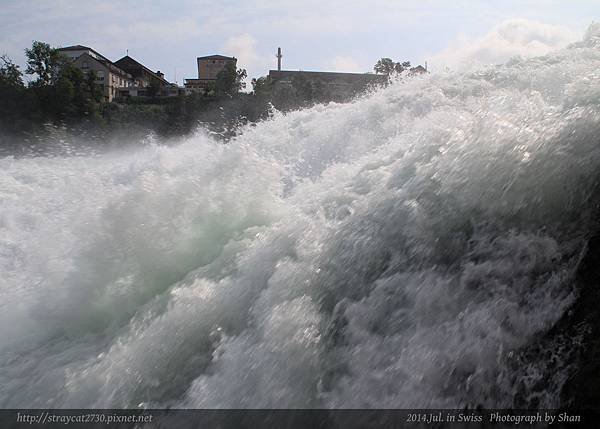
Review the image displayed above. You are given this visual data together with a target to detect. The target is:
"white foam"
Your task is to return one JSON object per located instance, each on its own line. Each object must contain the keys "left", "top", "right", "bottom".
{"left": 2, "top": 27, "right": 600, "bottom": 408}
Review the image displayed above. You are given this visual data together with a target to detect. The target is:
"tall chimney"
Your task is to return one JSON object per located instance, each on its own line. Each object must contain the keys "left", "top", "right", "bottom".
{"left": 276, "top": 47, "right": 282, "bottom": 71}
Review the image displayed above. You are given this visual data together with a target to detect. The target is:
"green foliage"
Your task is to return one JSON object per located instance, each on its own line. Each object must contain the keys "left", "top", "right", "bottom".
{"left": 396, "top": 61, "right": 411, "bottom": 73}
{"left": 0, "top": 42, "right": 107, "bottom": 137}
{"left": 147, "top": 79, "right": 161, "bottom": 98}
{"left": 32, "top": 60, "right": 102, "bottom": 120}
{"left": 251, "top": 76, "right": 273, "bottom": 98}
{"left": 86, "top": 70, "right": 103, "bottom": 103}
{"left": 25, "top": 41, "right": 65, "bottom": 86}
{"left": 3, "top": 40, "right": 384, "bottom": 145}
{"left": 374, "top": 58, "right": 394, "bottom": 75}
{"left": 215, "top": 62, "right": 247, "bottom": 96}
{"left": 0, "top": 54, "right": 34, "bottom": 135}
{"left": 0, "top": 55, "right": 24, "bottom": 88}
{"left": 374, "top": 57, "right": 411, "bottom": 75}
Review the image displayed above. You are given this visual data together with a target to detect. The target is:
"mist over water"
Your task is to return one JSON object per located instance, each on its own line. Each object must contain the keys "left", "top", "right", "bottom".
{"left": 2, "top": 26, "right": 600, "bottom": 408}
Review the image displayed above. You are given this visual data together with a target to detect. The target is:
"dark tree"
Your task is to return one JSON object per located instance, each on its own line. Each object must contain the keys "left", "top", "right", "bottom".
{"left": 251, "top": 76, "right": 273, "bottom": 98}
{"left": 374, "top": 58, "right": 411, "bottom": 75}
{"left": 24, "top": 43, "right": 103, "bottom": 120}
{"left": 215, "top": 62, "right": 247, "bottom": 96}
{"left": 394, "top": 61, "right": 411, "bottom": 73}
{"left": 0, "top": 55, "right": 24, "bottom": 88}
{"left": 25, "top": 41, "right": 64, "bottom": 86}
{"left": 57, "top": 65, "right": 102, "bottom": 117}
{"left": 374, "top": 57, "right": 396, "bottom": 75}
{"left": 147, "top": 79, "right": 161, "bottom": 98}
{"left": 85, "top": 70, "right": 103, "bottom": 103}
{"left": 0, "top": 55, "right": 32, "bottom": 136}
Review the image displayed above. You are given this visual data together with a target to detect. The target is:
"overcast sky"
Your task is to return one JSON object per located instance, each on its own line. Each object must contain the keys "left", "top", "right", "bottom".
{"left": 0, "top": 1, "right": 597, "bottom": 85}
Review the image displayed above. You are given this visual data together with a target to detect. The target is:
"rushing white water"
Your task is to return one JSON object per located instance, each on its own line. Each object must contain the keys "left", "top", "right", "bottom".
{"left": 2, "top": 26, "right": 600, "bottom": 409}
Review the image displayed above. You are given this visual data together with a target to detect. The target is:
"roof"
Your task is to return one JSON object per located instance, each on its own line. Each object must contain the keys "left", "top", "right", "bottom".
{"left": 197, "top": 55, "right": 236, "bottom": 60}
{"left": 114, "top": 55, "right": 170, "bottom": 85}
{"left": 58, "top": 45, "right": 112, "bottom": 63}
{"left": 58, "top": 44, "right": 92, "bottom": 51}
{"left": 74, "top": 52, "right": 131, "bottom": 78}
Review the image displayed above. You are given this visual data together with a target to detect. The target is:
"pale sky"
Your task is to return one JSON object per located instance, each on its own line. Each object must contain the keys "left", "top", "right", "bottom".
{"left": 0, "top": 0, "right": 597, "bottom": 85}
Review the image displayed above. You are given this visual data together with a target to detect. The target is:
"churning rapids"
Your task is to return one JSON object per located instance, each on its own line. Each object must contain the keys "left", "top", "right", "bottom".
{"left": 2, "top": 27, "right": 600, "bottom": 409}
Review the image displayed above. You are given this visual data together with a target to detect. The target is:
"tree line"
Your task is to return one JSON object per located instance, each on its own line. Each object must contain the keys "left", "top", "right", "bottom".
{"left": 1, "top": 41, "right": 106, "bottom": 137}
{"left": 1, "top": 40, "right": 412, "bottom": 145}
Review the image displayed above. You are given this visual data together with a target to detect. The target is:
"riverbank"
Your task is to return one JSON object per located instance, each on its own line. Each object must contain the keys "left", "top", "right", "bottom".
{"left": 0, "top": 92, "right": 275, "bottom": 155}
